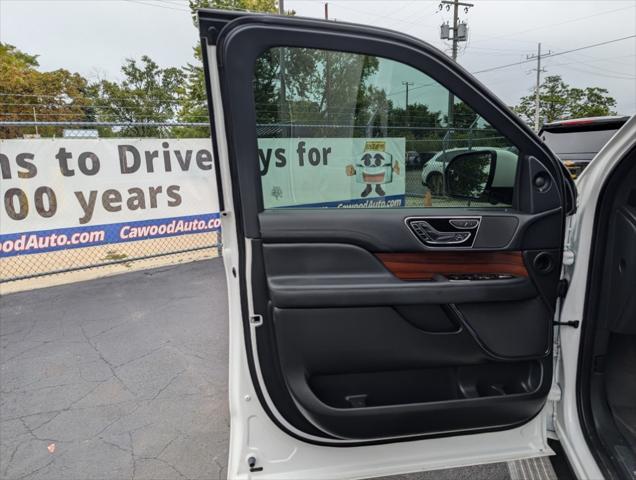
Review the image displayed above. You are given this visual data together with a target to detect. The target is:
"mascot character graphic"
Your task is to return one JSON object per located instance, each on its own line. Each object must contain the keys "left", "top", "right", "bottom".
{"left": 345, "top": 141, "right": 400, "bottom": 197}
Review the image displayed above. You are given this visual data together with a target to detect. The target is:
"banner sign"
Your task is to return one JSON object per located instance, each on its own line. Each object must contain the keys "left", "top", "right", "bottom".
{"left": 1, "top": 139, "right": 219, "bottom": 257}
{"left": 258, "top": 137, "right": 406, "bottom": 208}
{"left": 1, "top": 136, "right": 405, "bottom": 258}
{"left": 0, "top": 214, "right": 221, "bottom": 258}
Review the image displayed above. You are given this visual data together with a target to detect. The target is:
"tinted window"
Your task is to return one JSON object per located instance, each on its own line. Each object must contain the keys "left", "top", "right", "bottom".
{"left": 542, "top": 129, "right": 619, "bottom": 156}
{"left": 254, "top": 47, "right": 518, "bottom": 209}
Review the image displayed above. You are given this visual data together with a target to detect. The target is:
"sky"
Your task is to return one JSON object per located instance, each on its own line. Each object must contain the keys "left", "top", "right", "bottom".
{"left": 1, "top": 0, "right": 635, "bottom": 114}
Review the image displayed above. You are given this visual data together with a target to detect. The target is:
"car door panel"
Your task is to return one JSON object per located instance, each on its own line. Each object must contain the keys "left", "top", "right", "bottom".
{"left": 259, "top": 208, "right": 562, "bottom": 250}
{"left": 200, "top": 8, "right": 569, "bottom": 476}
{"left": 257, "top": 234, "right": 554, "bottom": 440}
{"left": 264, "top": 244, "right": 540, "bottom": 307}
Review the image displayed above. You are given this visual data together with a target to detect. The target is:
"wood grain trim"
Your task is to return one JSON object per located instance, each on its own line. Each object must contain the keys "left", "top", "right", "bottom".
{"left": 376, "top": 251, "right": 528, "bottom": 281}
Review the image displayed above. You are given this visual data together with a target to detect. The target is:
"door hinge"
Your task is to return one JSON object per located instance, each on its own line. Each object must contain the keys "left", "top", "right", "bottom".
{"left": 562, "top": 249, "right": 575, "bottom": 266}
{"left": 553, "top": 320, "right": 580, "bottom": 328}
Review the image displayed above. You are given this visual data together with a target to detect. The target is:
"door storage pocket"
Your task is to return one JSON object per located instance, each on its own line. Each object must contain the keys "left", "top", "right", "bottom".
{"left": 309, "top": 361, "right": 542, "bottom": 409}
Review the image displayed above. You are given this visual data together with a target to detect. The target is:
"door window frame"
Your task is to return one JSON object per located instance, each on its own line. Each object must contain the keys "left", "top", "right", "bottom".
{"left": 215, "top": 16, "right": 565, "bottom": 237}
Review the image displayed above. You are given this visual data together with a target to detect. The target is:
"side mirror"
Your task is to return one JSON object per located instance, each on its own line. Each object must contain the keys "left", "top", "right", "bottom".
{"left": 445, "top": 150, "right": 496, "bottom": 200}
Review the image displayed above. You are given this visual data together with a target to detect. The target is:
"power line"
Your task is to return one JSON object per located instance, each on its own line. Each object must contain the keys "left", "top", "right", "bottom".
{"left": 547, "top": 64, "right": 636, "bottom": 81}
{"left": 329, "top": 1, "right": 438, "bottom": 28}
{"left": 560, "top": 52, "right": 636, "bottom": 68}
{"left": 545, "top": 57, "right": 636, "bottom": 78}
{"left": 121, "top": 0, "right": 189, "bottom": 11}
{"left": 472, "top": 35, "right": 636, "bottom": 75}
{"left": 470, "top": 5, "right": 636, "bottom": 45}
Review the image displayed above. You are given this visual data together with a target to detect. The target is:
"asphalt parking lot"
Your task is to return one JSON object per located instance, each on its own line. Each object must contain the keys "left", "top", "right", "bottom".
{"left": 1, "top": 260, "right": 229, "bottom": 480}
{"left": 1, "top": 259, "right": 557, "bottom": 480}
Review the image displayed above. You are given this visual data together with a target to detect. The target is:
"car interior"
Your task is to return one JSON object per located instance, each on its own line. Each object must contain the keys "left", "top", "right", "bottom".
{"left": 578, "top": 145, "right": 636, "bottom": 478}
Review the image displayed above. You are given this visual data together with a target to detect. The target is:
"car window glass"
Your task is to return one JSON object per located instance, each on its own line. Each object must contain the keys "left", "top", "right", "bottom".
{"left": 541, "top": 129, "right": 619, "bottom": 156}
{"left": 254, "top": 47, "right": 519, "bottom": 209}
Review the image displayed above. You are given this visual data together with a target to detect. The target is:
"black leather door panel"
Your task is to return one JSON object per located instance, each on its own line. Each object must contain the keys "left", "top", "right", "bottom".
{"left": 264, "top": 243, "right": 539, "bottom": 307}
{"left": 259, "top": 208, "right": 562, "bottom": 251}
{"left": 248, "top": 237, "right": 558, "bottom": 441}
{"left": 272, "top": 305, "right": 550, "bottom": 439}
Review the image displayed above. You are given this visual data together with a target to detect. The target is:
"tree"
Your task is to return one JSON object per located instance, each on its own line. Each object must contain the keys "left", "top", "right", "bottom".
{"left": 271, "top": 50, "right": 380, "bottom": 128}
{"left": 0, "top": 43, "right": 90, "bottom": 138}
{"left": 188, "top": 0, "right": 278, "bottom": 26}
{"left": 448, "top": 101, "right": 478, "bottom": 130}
{"left": 568, "top": 86, "right": 617, "bottom": 119}
{"left": 178, "top": 0, "right": 282, "bottom": 136}
{"left": 514, "top": 75, "right": 616, "bottom": 126}
{"left": 88, "top": 56, "right": 185, "bottom": 137}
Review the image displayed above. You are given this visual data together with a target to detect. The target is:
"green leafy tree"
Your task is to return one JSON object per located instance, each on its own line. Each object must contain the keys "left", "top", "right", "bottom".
{"left": 568, "top": 86, "right": 617, "bottom": 118}
{"left": 88, "top": 56, "right": 185, "bottom": 137}
{"left": 178, "top": 0, "right": 282, "bottom": 137}
{"left": 188, "top": 0, "right": 278, "bottom": 25}
{"left": 267, "top": 50, "right": 380, "bottom": 130}
{"left": 0, "top": 43, "right": 90, "bottom": 138}
{"left": 514, "top": 75, "right": 616, "bottom": 127}
{"left": 448, "top": 101, "right": 478, "bottom": 130}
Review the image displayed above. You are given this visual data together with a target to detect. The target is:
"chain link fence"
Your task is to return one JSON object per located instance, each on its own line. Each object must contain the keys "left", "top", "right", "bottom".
{"left": 1, "top": 120, "right": 515, "bottom": 283}
{"left": 1, "top": 122, "right": 221, "bottom": 283}
{"left": 254, "top": 122, "right": 515, "bottom": 207}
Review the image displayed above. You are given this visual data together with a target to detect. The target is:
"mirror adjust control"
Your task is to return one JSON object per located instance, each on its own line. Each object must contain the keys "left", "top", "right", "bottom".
{"left": 449, "top": 219, "right": 479, "bottom": 229}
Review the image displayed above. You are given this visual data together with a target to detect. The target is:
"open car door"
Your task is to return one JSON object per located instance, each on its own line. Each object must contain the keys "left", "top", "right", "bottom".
{"left": 200, "top": 10, "right": 571, "bottom": 479}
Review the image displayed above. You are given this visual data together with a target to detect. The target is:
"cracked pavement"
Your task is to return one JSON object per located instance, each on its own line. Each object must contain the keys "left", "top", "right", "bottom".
{"left": 1, "top": 259, "right": 229, "bottom": 480}
{"left": 0, "top": 258, "right": 556, "bottom": 480}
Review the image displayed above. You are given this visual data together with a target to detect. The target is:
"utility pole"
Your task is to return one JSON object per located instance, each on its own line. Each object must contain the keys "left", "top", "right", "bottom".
{"left": 325, "top": 2, "right": 331, "bottom": 125}
{"left": 527, "top": 42, "right": 550, "bottom": 132}
{"left": 33, "top": 107, "right": 38, "bottom": 136}
{"left": 439, "top": 0, "right": 473, "bottom": 126}
{"left": 402, "top": 81, "right": 414, "bottom": 125}
{"left": 278, "top": 0, "right": 287, "bottom": 127}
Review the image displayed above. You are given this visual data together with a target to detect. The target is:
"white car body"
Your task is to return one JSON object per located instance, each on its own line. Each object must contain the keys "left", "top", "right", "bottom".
{"left": 552, "top": 115, "right": 636, "bottom": 479}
